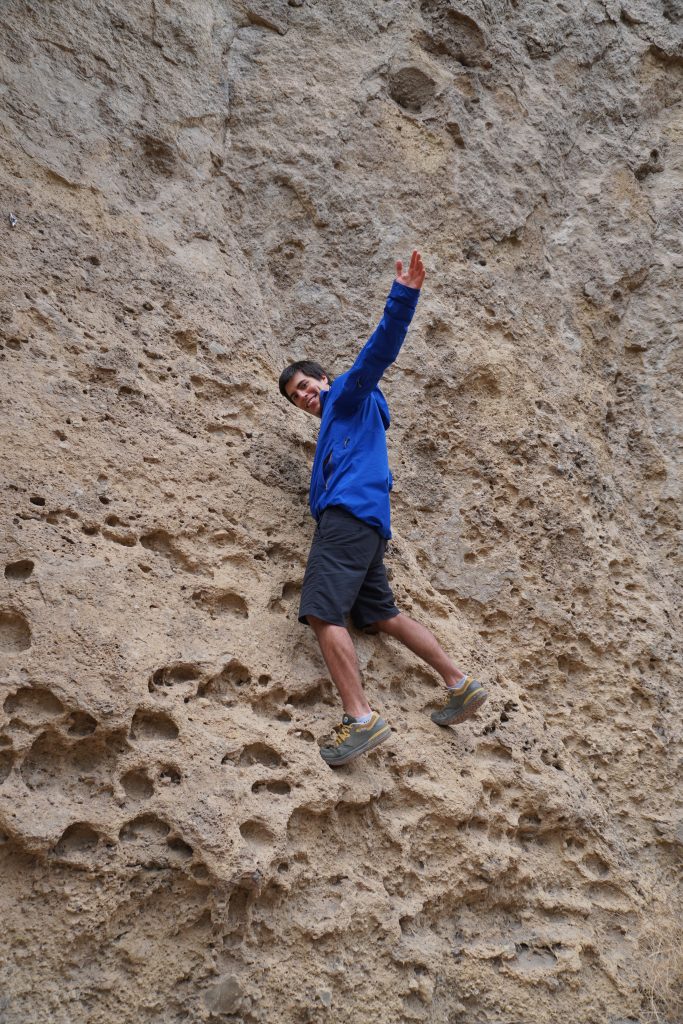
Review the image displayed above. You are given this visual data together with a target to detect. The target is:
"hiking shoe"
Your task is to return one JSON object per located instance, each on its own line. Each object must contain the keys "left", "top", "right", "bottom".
{"left": 431, "top": 676, "right": 488, "bottom": 727}
{"left": 320, "top": 712, "right": 391, "bottom": 767}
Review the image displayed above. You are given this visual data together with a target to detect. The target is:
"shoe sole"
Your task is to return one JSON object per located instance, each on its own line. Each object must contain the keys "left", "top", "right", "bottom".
{"left": 431, "top": 690, "right": 488, "bottom": 727}
{"left": 321, "top": 726, "right": 391, "bottom": 767}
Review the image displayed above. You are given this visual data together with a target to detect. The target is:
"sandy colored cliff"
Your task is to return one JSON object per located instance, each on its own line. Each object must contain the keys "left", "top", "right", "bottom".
{"left": 1, "top": 1, "right": 681, "bottom": 1022}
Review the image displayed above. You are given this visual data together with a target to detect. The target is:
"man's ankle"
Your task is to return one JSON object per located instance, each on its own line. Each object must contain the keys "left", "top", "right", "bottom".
{"left": 347, "top": 709, "right": 372, "bottom": 723}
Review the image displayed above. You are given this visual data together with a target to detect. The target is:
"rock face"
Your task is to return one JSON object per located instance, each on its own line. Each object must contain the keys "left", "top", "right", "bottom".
{"left": 1, "top": 1, "right": 681, "bottom": 1022}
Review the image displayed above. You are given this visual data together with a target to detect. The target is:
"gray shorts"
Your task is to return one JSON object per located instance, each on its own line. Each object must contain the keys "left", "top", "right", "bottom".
{"left": 298, "top": 506, "right": 400, "bottom": 630}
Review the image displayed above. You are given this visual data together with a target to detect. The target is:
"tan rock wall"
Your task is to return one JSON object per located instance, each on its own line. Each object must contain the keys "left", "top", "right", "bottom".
{"left": 1, "top": 1, "right": 681, "bottom": 1021}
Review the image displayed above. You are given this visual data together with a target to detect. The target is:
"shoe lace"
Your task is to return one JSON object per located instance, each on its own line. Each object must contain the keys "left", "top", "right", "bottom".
{"left": 333, "top": 722, "right": 352, "bottom": 745}
{"left": 443, "top": 678, "right": 468, "bottom": 705}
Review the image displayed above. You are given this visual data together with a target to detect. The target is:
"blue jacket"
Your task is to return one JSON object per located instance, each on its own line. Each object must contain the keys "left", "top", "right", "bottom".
{"left": 309, "top": 281, "right": 420, "bottom": 539}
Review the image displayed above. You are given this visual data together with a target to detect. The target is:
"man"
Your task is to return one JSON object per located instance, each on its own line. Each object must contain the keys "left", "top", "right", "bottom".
{"left": 279, "top": 251, "right": 488, "bottom": 766}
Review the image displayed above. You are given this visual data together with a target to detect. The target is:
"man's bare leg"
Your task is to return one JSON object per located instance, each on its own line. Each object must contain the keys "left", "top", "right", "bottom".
{"left": 374, "top": 612, "right": 467, "bottom": 689}
{"left": 307, "top": 616, "right": 372, "bottom": 717}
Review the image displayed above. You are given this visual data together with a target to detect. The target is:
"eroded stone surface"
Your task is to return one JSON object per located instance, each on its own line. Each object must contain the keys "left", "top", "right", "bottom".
{"left": 0, "top": 1, "right": 681, "bottom": 1022}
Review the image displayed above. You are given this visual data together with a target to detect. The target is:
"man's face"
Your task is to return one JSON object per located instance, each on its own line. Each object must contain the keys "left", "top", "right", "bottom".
{"left": 284, "top": 370, "right": 330, "bottom": 418}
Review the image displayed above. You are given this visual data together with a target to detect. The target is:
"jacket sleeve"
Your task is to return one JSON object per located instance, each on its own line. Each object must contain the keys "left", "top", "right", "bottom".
{"left": 334, "top": 281, "right": 420, "bottom": 413}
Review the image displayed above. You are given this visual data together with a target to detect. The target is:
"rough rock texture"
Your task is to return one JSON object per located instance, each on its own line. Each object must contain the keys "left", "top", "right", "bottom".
{"left": 1, "top": 1, "right": 681, "bottom": 1022}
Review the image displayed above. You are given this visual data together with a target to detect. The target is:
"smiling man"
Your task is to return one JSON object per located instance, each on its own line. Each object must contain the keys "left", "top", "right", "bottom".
{"left": 279, "top": 252, "right": 488, "bottom": 766}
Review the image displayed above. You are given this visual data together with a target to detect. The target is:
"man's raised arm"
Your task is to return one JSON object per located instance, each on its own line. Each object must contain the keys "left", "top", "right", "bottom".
{"left": 335, "top": 250, "right": 426, "bottom": 412}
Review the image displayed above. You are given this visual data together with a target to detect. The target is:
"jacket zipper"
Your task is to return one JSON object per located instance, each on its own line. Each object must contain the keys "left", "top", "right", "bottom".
{"left": 323, "top": 451, "right": 333, "bottom": 490}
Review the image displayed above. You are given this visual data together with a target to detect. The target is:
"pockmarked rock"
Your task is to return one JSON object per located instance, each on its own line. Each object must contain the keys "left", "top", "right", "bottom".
{"left": 0, "top": 0, "right": 681, "bottom": 1022}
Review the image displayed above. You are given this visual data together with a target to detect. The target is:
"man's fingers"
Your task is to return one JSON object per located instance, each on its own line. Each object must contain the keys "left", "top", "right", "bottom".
{"left": 395, "top": 251, "right": 425, "bottom": 287}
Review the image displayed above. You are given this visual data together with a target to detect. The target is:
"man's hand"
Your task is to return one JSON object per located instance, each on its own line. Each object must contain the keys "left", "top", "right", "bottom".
{"left": 395, "top": 250, "right": 426, "bottom": 290}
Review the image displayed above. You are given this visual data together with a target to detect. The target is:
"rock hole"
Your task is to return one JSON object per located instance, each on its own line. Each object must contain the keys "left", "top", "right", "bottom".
{"left": 229, "top": 743, "right": 283, "bottom": 768}
{"left": 0, "top": 610, "right": 32, "bottom": 652}
{"left": 540, "top": 747, "right": 563, "bottom": 770}
{"left": 139, "top": 530, "right": 192, "bottom": 572}
{"left": 54, "top": 822, "right": 100, "bottom": 857}
{"left": 0, "top": 749, "right": 14, "bottom": 784}
{"left": 29, "top": 496, "right": 45, "bottom": 506}
{"left": 388, "top": 66, "right": 437, "bottom": 112}
{"left": 173, "top": 328, "right": 198, "bottom": 352}
{"left": 198, "top": 659, "right": 252, "bottom": 701}
{"left": 191, "top": 589, "right": 248, "bottom": 619}
{"left": 468, "top": 817, "right": 487, "bottom": 833}
{"left": 121, "top": 768, "right": 154, "bottom": 800}
{"left": 159, "top": 765, "right": 181, "bottom": 785}
{"left": 244, "top": 743, "right": 284, "bottom": 768}
{"left": 120, "top": 813, "right": 170, "bottom": 843}
{"left": 583, "top": 853, "right": 610, "bottom": 877}
{"left": 287, "top": 679, "right": 335, "bottom": 708}
{"left": 67, "top": 711, "right": 98, "bottom": 736}
{"left": 167, "top": 836, "right": 193, "bottom": 859}
{"left": 150, "top": 662, "right": 201, "bottom": 692}
{"left": 4, "top": 559, "right": 34, "bottom": 581}
{"left": 227, "top": 886, "right": 250, "bottom": 928}
{"left": 251, "top": 780, "right": 291, "bottom": 795}
{"left": 419, "top": 1, "right": 488, "bottom": 66}
{"left": 140, "top": 133, "right": 177, "bottom": 176}
{"left": 20, "top": 730, "right": 122, "bottom": 792}
{"left": 4, "top": 686, "right": 64, "bottom": 720}
{"left": 239, "top": 819, "right": 274, "bottom": 845}
{"left": 130, "top": 708, "right": 179, "bottom": 742}
{"left": 102, "top": 528, "right": 137, "bottom": 547}
{"left": 514, "top": 945, "right": 557, "bottom": 972}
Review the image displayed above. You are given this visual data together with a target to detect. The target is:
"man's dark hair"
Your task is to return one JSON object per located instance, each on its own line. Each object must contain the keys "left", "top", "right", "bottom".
{"left": 279, "top": 360, "right": 331, "bottom": 402}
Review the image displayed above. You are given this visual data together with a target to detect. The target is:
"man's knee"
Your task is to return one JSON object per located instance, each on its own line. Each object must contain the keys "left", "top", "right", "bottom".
{"left": 360, "top": 622, "right": 380, "bottom": 635}
{"left": 372, "top": 613, "right": 403, "bottom": 634}
{"left": 307, "top": 615, "right": 343, "bottom": 634}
